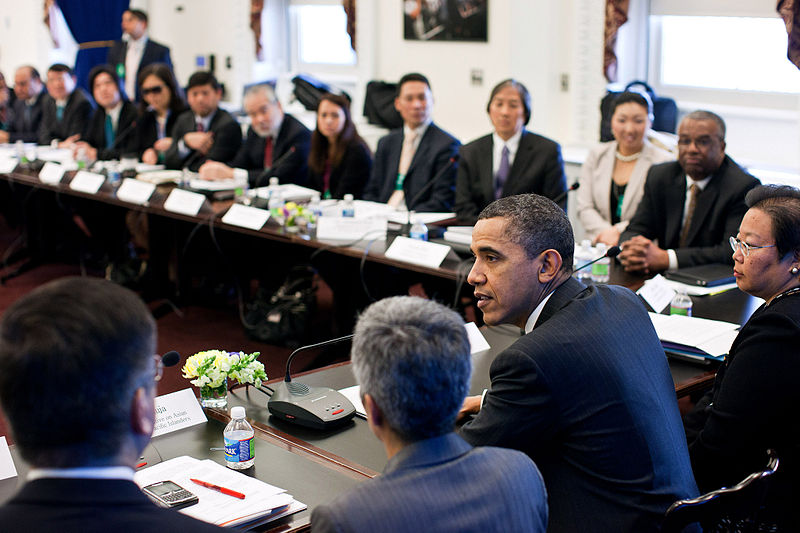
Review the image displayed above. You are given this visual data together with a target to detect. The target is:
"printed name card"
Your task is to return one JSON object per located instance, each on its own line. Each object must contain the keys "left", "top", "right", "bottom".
{"left": 116, "top": 178, "right": 156, "bottom": 205}
{"left": 69, "top": 170, "right": 105, "bottom": 194}
{"left": 637, "top": 274, "right": 676, "bottom": 313}
{"left": 0, "top": 158, "right": 18, "bottom": 174}
{"left": 152, "top": 388, "right": 208, "bottom": 438}
{"left": 316, "top": 217, "right": 387, "bottom": 241}
{"left": 163, "top": 188, "right": 206, "bottom": 216}
{"left": 384, "top": 236, "right": 452, "bottom": 268}
{"left": 464, "top": 322, "right": 491, "bottom": 354}
{"left": 0, "top": 436, "right": 17, "bottom": 480}
{"left": 38, "top": 161, "right": 66, "bottom": 184}
{"left": 222, "top": 203, "right": 271, "bottom": 230}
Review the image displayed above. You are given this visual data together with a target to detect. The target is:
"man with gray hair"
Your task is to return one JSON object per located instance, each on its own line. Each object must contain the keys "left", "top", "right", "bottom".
{"left": 458, "top": 194, "right": 698, "bottom": 532}
{"left": 198, "top": 83, "right": 311, "bottom": 187}
{"left": 311, "top": 296, "right": 548, "bottom": 533}
{"left": 619, "top": 110, "right": 760, "bottom": 272}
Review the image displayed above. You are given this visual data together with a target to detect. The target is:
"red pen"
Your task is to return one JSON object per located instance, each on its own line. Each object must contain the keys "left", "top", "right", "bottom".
{"left": 190, "top": 478, "right": 246, "bottom": 499}
{"left": 136, "top": 462, "right": 147, "bottom": 468}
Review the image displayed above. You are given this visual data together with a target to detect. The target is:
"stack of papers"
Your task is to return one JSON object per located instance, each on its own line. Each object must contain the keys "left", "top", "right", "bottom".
{"left": 648, "top": 312, "right": 740, "bottom": 361}
{"left": 134, "top": 455, "right": 305, "bottom": 528}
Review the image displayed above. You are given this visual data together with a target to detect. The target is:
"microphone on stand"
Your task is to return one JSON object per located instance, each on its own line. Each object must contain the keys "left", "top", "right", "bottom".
{"left": 552, "top": 181, "right": 579, "bottom": 207}
{"left": 267, "top": 335, "right": 356, "bottom": 429}
{"left": 401, "top": 154, "right": 460, "bottom": 235}
{"left": 108, "top": 119, "right": 138, "bottom": 152}
{"left": 573, "top": 245, "right": 620, "bottom": 274}
{"left": 161, "top": 350, "right": 181, "bottom": 367}
{"left": 254, "top": 146, "right": 297, "bottom": 189}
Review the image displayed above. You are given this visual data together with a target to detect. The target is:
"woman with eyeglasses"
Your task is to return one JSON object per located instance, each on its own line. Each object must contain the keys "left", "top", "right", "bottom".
{"left": 576, "top": 92, "right": 673, "bottom": 246}
{"left": 683, "top": 184, "right": 800, "bottom": 529}
{"left": 134, "top": 63, "right": 186, "bottom": 164}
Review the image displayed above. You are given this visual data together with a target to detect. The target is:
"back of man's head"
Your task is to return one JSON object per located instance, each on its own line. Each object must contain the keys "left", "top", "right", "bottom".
{"left": 0, "top": 277, "right": 155, "bottom": 467}
{"left": 351, "top": 296, "right": 470, "bottom": 443}
{"left": 478, "top": 193, "right": 575, "bottom": 273}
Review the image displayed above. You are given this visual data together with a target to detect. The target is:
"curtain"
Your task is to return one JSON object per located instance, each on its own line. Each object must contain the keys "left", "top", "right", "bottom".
{"left": 343, "top": 0, "right": 356, "bottom": 51}
{"left": 57, "top": 0, "right": 129, "bottom": 93}
{"left": 778, "top": 0, "right": 800, "bottom": 70}
{"left": 251, "top": 0, "right": 265, "bottom": 61}
{"left": 604, "top": 0, "right": 629, "bottom": 82}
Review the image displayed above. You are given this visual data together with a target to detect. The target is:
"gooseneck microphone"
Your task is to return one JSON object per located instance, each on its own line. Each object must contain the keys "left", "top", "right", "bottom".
{"left": 552, "top": 181, "right": 579, "bottom": 207}
{"left": 267, "top": 335, "right": 356, "bottom": 429}
{"left": 254, "top": 146, "right": 297, "bottom": 189}
{"left": 108, "top": 119, "right": 138, "bottom": 152}
{"left": 161, "top": 350, "right": 181, "bottom": 367}
{"left": 401, "top": 154, "right": 460, "bottom": 234}
{"left": 573, "top": 245, "right": 620, "bottom": 273}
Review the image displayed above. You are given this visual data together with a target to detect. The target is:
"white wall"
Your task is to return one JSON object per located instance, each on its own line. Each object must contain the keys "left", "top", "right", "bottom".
{"left": 0, "top": 0, "right": 52, "bottom": 78}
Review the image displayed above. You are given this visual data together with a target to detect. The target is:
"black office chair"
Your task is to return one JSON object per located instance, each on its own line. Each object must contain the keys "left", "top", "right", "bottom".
{"left": 661, "top": 450, "right": 780, "bottom": 533}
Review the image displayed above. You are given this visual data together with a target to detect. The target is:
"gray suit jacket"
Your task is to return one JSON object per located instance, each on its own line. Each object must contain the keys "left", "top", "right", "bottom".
{"left": 576, "top": 141, "right": 673, "bottom": 240}
{"left": 455, "top": 130, "right": 567, "bottom": 223}
{"left": 459, "top": 277, "right": 698, "bottom": 533}
{"left": 311, "top": 433, "right": 548, "bottom": 533}
{"left": 620, "top": 156, "right": 760, "bottom": 267}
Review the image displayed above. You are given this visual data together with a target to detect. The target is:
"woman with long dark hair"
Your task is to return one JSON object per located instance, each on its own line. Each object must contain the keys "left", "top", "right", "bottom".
{"left": 135, "top": 63, "right": 186, "bottom": 164}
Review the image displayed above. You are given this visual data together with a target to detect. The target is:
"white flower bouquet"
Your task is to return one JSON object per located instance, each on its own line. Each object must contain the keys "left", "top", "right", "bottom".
{"left": 182, "top": 350, "right": 267, "bottom": 403}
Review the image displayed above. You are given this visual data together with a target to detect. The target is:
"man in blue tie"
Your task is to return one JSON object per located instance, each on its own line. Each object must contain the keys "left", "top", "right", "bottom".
{"left": 38, "top": 64, "right": 93, "bottom": 146}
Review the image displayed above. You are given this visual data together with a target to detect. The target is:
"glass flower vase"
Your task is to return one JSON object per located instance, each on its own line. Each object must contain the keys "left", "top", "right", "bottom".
{"left": 199, "top": 382, "right": 228, "bottom": 408}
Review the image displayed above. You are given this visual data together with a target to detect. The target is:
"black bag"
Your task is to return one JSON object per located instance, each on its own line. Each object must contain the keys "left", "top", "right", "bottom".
{"left": 292, "top": 74, "right": 350, "bottom": 111}
{"left": 600, "top": 80, "right": 678, "bottom": 141}
{"left": 243, "top": 266, "right": 316, "bottom": 346}
{"left": 363, "top": 80, "right": 403, "bottom": 129}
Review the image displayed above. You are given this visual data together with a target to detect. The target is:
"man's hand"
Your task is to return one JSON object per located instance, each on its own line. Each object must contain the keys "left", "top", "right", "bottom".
{"left": 141, "top": 148, "right": 158, "bottom": 165}
{"left": 0, "top": 131, "right": 8, "bottom": 144}
{"left": 619, "top": 235, "right": 669, "bottom": 273}
{"left": 183, "top": 131, "right": 214, "bottom": 155}
{"left": 59, "top": 134, "right": 80, "bottom": 149}
{"left": 456, "top": 395, "right": 483, "bottom": 423}
{"left": 153, "top": 137, "right": 172, "bottom": 152}
{"left": 73, "top": 141, "right": 97, "bottom": 164}
{"left": 198, "top": 160, "right": 234, "bottom": 181}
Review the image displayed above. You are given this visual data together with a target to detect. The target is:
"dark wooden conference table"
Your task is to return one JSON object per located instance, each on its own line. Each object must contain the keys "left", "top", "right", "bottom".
{"left": 0, "top": 162, "right": 760, "bottom": 531}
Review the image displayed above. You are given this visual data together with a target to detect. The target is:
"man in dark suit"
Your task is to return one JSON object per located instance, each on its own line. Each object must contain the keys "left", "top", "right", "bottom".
{"left": 363, "top": 73, "right": 460, "bottom": 212}
{"left": 311, "top": 296, "right": 548, "bottom": 533}
{"left": 456, "top": 79, "right": 567, "bottom": 223}
{"left": 38, "top": 64, "right": 93, "bottom": 146}
{"left": 107, "top": 9, "right": 173, "bottom": 102}
{"left": 198, "top": 83, "right": 311, "bottom": 187}
{"left": 0, "top": 277, "right": 224, "bottom": 533}
{"left": 164, "top": 71, "right": 242, "bottom": 171}
{"left": 619, "top": 110, "right": 760, "bottom": 272}
{"left": 0, "top": 66, "right": 46, "bottom": 144}
{"left": 457, "top": 194, "right": 698, "bottom": 533}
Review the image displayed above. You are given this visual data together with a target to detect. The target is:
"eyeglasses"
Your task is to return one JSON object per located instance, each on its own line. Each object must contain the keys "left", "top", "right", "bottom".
{"left": 152, "top": 354, "right": 164, "bottom": 382}
{"left": 141, "top": 85, "right": 164, "bottom": 96}
{"left": 677, "top": 136, "right": 721, "bottom": 148}
{"left": 729, "top": 236, "right": 775, "bottom": 257}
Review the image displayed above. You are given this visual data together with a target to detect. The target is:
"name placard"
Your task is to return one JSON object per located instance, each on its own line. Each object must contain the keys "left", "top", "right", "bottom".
{"left": 38, "top": 161, "right": 66, "bottom": 184}
{"left": 0, "top": 436, "right": 17, "bottom": 480}
{"left": 152, "top": 388, "right": 208, "bottom": 438}
{"left": 116, "top": 178, "right": 156, "bottom": 205}
{"left": 69, "top": 170, "right": 105, "bottom": 194}
{"left": 464, "top": 322, "right": 491, "bottom": 354}
{"left": 637, "top": 274, "right": 675, "bottom": 313}
{"left": 222, "top": 203, "right": 271, "bottom": 230}
{"left": 0, "top": 158, "right": 18, "bottom": 174}
{"left": 384, "top": 236, "right": 452, "bottom": 268}
{"left": 316, "top": 217, "right": 387, "bottom": 241}
{"left": 163, "top": 188, "right": 206, "bottom": 216}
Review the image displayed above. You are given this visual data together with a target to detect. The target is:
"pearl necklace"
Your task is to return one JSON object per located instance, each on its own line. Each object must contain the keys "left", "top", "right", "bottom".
{"left": 615, "top": 150, "right": 642, "bottom": 162}
{"left": 769, "top": 286, "right": 800, "bottom": 305}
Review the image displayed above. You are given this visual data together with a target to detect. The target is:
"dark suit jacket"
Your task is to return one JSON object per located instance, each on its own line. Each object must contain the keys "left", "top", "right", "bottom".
{"left": 455, "top": 130, "right": 567, "bottom": 223}
{"left": 229, "top": 113, "right": 311, "bottom": 187}
{"left": 38, "top": 89, "right": 93, "bottom": 145}
{"left": 363, "top": 123, "right": 460, "bottom": 212}
{"left": 164, "top": 108, "right": 242, "bottom": 171}
{"left": 132, "top": 107, "right": 183, "bottom": 157}
{"left": 83, "top": 101, "right": 139, "bottom": 160}
{"left": 0, "top": 478, "right": 225, "bottom": 532}
{"left": 311, "top": 433, "right": 548, "bottom": 533}
{"left": 459, "top": 277, "right": 698, "bottom": 533}
{"left": 7, "top": 90, "right": 47, "bottom": 143}
{"left": 684, "top": 294, "right": 800, "bottom": 529}
{"left": 620, "top": 156, "right": 760, "bottom": 267}
{"left": 308, "top": 141, "right": 372, "bottom": 199}
{"left": 107, "top": 38, "right": 173, "bottom": 102}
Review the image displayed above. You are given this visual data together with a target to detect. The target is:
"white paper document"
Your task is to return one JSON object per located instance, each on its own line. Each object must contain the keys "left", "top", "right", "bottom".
{"left": 338, "top": 386, "right": 366, "bottom": 418}
{"left": 464, "top": 322, "right": 491, "bottom": 353}
{"left": 0, "top": 436, "right": 17, "bottom": 480}
{"left": 648, "top": 312, "right": 740, "bottom": 358}
{"left": 661, "top": 278, "right": 739, "bottom": 296}
{"left": 134, "top": 456, "right": 304, "bottom": 527}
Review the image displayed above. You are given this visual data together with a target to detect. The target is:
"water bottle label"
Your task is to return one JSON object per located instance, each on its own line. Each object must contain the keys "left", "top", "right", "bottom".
{"left": 224, "top": 435, "right": 254, "bottom": 462}
{"left": 410, "top": 230, "right": 428, "bottom": 241}
{"left": 591, "top": 263, "right": 609, "bottom": 276}
{"left": 670, "top": 305, "right": 691, "bottom": 316}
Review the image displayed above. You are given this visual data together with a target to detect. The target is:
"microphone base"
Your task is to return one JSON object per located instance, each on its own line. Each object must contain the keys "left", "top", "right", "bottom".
{"left": 267, "top": 381, "right": 356, "bottom": 430}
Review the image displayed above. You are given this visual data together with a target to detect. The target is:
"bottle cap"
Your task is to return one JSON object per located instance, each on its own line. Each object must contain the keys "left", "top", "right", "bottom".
{"left": 230, "top": 406, "right": 246, "bottom": 419}
{"left": 344, "top": 193, "right": 354, "bottom": 201}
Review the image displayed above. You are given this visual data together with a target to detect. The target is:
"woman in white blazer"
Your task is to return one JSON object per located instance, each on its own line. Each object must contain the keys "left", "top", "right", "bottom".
{"left": 577, "top": 92, "right": 673, "bottom": 246}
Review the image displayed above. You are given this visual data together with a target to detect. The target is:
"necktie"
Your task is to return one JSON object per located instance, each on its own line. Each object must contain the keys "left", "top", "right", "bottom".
{"left": 104, "top": 114, "right": 114, "bottom": 149}
{"left": 494, "top": 145, "right": 510, "bottom": 199}
{"left": 196, "top": 121, "right": 205, "bottom": 133}
{"left": 388, "top": 131, "right": 419, "bottom": 208}
{"left": 263, "top": 136, "right": 274, "bottom": 169}
{"left": 679, "top": 183, "right": 700, "bottom": 248}
{"left": 56, "top": 105, "right": 64, "bottom": 122}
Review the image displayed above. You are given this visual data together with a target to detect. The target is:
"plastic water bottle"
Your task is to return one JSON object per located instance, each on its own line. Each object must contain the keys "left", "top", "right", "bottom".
{"left": 409, "top": 212, "right": 428, "bottom": 241}
{"left": 224, "top": 406, "right": 255, "bottom": 470}
{"left": 575, "top": 240, "right": 593, "bottom": 281}
{"left": 76, "top": 147, "right": 89, "bottom": 170}
{"left": 307, "top": 193, "right": 322, "bottom": 236}
{"left": 591, "top": 242, "right": 610, "bottom": 283}
{"left": 670, "top": 289, "right": 693, "bottom": 316}
{"left": 15, "top": 140, "right": 26, "bottom": 163}
{"left": 341, "top": 193, "right": 355, "bottom": 217}
{"left": 266, "top": 177, "right": 282, "bottom": 209}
